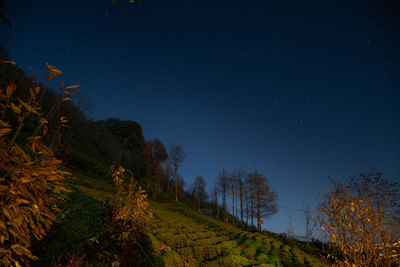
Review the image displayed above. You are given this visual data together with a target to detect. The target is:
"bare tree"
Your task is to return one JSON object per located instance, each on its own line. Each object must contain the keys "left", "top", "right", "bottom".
{"left": 144, "top": 138, "right": 168, "bottom": 198}
{"left": 229, "top": 171, "right": 236, "bottom": 224}
{"left": 213, "top": 183, "right": 219, "bottom": 220}
{"left": 252, "top": 171, "right": 278, "bottom": 232}
{"left": 287, "top": 213, "right": 295, "bottom": 239}
{"left": 216, "top": 169, "right": 229, "bottom": 223}
{"left": 191, "top": 176, "right": 208, "bottom": 213}
{"left": 169, "top": 144, "right": 185, "bottom": 202}
{"left": 246, "top": 172, "right": 255, "bottom": 229}
{"left": 303, "top": 203, "right": 314, "bottom": 246}
{"left": 229, "top": 169, "right": 246, "bottom": 229}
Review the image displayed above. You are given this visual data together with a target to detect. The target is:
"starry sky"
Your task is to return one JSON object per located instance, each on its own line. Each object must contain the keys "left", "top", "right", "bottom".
{"left": 1, "top": 0, "right": 399, "bottom": 235}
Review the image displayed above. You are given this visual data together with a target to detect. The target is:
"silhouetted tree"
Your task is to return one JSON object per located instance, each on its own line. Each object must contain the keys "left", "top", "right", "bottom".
{"left": 304, "top": 203, "right": 315, "bottom": 246}
{"left": 191, "top": 176, "right": 208, "bottom": 213}
{"left": 169, "top": 144, "right": 185, "bottom": 202}
{"left": 144, "top": 138, "right": 168, "bottom": 198}
{"left": 349, "top": 171, "right": 400, "bottom": 237}
{"left": 252, "top": 172, "right": 277, "bottom": 232}
{"left": 216, "top": 169, "right": 229, "bottom": 223}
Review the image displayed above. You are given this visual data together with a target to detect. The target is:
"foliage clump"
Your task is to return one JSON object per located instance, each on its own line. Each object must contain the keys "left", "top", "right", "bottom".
{"left": 0, "top": 63, "right": 74, "bottom": 266}
{"left": 111, "top": 165, "right": 153, "bottom": 261}
{"left": 317, "top": 172, "right": 400, "bottom": 266}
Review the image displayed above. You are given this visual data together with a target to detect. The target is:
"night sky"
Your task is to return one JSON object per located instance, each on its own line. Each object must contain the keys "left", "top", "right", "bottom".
{"left": 1, "top": 0, "right": 399, "bottom": 235}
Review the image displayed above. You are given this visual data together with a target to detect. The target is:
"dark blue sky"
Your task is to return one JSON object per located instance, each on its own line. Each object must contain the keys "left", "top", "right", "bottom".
{"left": 1, "top": 0, "right": 399, "bottom": 235}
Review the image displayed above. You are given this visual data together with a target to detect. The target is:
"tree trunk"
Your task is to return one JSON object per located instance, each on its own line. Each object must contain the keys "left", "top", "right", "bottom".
{"left": 198, "top": 196, "right": 200, "bottom": 213}
{"left": 174, "top": 165, "right": 178, "bottom": 202}
{"left": 223, "top": 183, "right": 227, "bottom": 223}
{"left": 251, "top": 191, "right": 254, "bottom": 229}
{"left": 240, "top": 179, "right": 243, "bottom": 229}
{"left": 216, "top": 191, "right": 219, "bottom": 220}
{"left": 246, "top": 194, "right": 249, "bottom": 230}
{"left": 232, "top": 184, "right": 235, "bottom": 224}
{"left": 257, "top": 194, "right": 261, "bottom": 232}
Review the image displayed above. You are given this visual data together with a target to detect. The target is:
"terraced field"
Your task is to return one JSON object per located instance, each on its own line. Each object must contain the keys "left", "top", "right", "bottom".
{"left": 148, "top": 201, "right": 328, "bottom": 267}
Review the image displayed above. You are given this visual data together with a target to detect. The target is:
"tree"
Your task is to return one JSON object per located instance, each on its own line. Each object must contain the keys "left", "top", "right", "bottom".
{"left": 144, "top": 138, "right": 168, "bottom": 198}
{"left": 317, "top": 173, "right": 400, "bottom": 266}
{"left": 169, "top": 144, "right": 185, "bottom": 202}
{"left": 216, "top": 169, "right": 229, "bottom": 223}
{"left": 246, "top": 172, "right": 255, "bottom": 229}
{"left": 251, "top": 171, "right": 278, "bottom": 232}
{"left": 287, "top": 213, "right": 295, "bottom": 239}
{"left": 349, "top": 171, "right": 400, "bottom": 237}
{"left": 237, "top": 170, "right": 245, "bottom": 229}
{"left": 213, "top": 184, "right": 219, "bottom": 220}
{"left": 191, "top": 176, "right": 208, "bottom": 213}
{"left": 303, "top": 203, "right": 315, "bottom": 246}
{"left": 229, "top": 171, "right": 237, "bottom": 224}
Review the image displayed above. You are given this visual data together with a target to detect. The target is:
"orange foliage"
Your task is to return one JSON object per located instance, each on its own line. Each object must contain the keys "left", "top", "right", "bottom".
{"left": 0, "top": 64, "right": 75, "bottom": 266}
{"left": 317, "top": 183, "right": 400, "bottom": 266}
{"left": 111, "top": 165, "right": 152, "bottom": 250}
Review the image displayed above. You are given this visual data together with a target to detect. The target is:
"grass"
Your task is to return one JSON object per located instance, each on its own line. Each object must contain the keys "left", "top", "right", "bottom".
{"left": 39, "top": 167, "right": 330, "bottom": 266}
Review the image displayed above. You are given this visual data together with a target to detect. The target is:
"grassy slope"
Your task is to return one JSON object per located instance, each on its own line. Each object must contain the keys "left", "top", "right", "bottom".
{"left": 67, "top": 171, "right": 329, "bottom": 267}
{"left": 63, "top": 140, "right": 329, "bottom": 266}
{"left": 148, "top": 201, "right": 328, "bottom": 267}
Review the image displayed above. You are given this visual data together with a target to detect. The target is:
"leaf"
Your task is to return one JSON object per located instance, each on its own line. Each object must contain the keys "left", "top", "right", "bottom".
{"left": 65, "top": 84, "right": 80, "bottom": 89}
{"left": 0, "top": 120, "right": 10, "bottom": 127}
{"left": 16, "top": 199, "right": 30, "bottom": 204}
{"left": 20, "top": 177, "right": 34, "bottom": 183}
{"left": 40, "top": 118, "right": 48, "bottom": 124}
{"left": 6, "top": 82, "right": 16, "bottom": 97}
{"left": 50, "top": 68, "right": 63, "bottom": 75}
{"left": 0, "top": 185, "right": 8, "bottom": 191}
{"left": 63, "top": 90, "right": 79, "bottom": 95}
{"left": 35, "top": 86, "right": 40, "bottom": 95}
{"left": 11, "top": 244, "right": 25, "bottom": 256}
{"left": 63, "top": 97, "right": 72, "bottom": 101}
{"left": 3, "top": 207, "right": 12, "bottom": 220}
{"left": 10, "top": 103, "right": 21, "bottom": 114}
{"left": 29, "top": 88, "right": 36, "bottom": 99}
{"left": 0, "top": 127, "right": 11, "bottom": 137}
{"left": 47, "top": 74, "right": 54, "bottom": 80}
{"left": 1, "top": 60, "right": 16, "bottom": 65}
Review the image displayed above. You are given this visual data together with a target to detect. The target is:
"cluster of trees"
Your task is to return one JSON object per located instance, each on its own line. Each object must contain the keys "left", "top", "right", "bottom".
{"left": 185, "top": 169, "right": 279, "bottom": 233}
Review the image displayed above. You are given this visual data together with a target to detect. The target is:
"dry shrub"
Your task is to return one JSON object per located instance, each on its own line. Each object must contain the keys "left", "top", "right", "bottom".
{"left": 0, "top": 62, "right": 76, "bottom": 266}
{"left": 317, "top": 181, "right": 400, "bottom": 266}
{"left": 111, "top": 165, "right": 153, "bottom": 254}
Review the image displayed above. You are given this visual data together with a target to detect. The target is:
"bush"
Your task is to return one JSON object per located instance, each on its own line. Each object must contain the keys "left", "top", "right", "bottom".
{"left": 32, "top": 191, "right": 113, "bottom": 266}
{"left": 162, "top": 251, "right": 184, "bottom": 267}
{"left": 111, "top": 166, "right": 152, "bottom": 251}
{"left": 147, "top": 233, "right": 162, "bottom": 255}
{"left": 156, "top": 233, "right": 189, "bottom": 248}
{"left": 242, "top": 247, "right": 257, "bottom": 260}
{"left": 230, "top": 254, "right": 249, "bottom": 266}
{"left": 256, "top": 253, "right": 269, "bottom": 264}
{"left": 176, "top": 247, "right": 193, "bottom": 258}
{"left": 192, "top": 244, "right": 227, "bottom": 261}
{"left": 0, "top": 65, "right": 75, "bottom": 266}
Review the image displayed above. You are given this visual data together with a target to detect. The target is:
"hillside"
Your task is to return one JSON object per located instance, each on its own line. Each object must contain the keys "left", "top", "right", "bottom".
{"left": 34, "top": 167, "right": 329, "bottom": 267}
{"left": 148, "top": 201, "right": 328, "bottom": 267}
